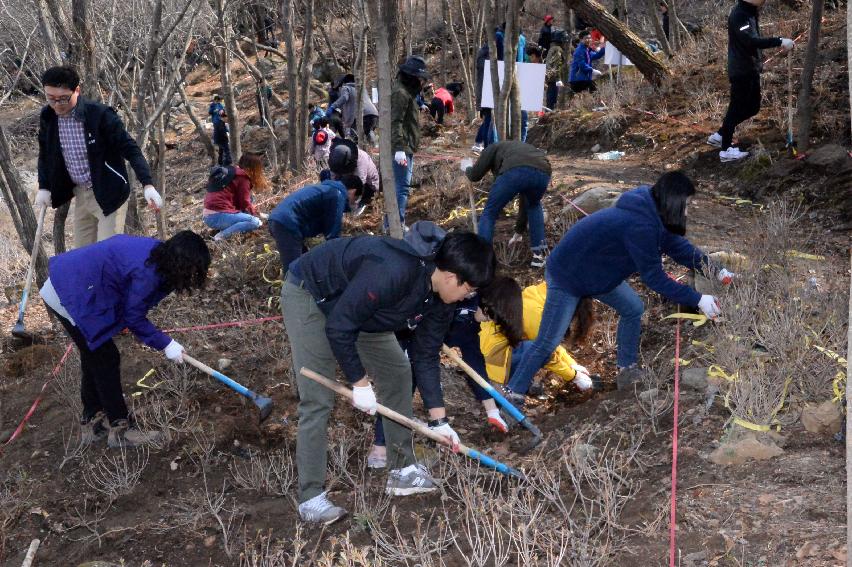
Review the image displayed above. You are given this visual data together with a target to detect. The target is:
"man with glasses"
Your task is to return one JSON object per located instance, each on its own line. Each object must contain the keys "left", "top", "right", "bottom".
{"left": 281, "top": 221, "right": 495, "bottom": 524}
{"left": 36, "top": 66, "right": 162, "bottom": 248}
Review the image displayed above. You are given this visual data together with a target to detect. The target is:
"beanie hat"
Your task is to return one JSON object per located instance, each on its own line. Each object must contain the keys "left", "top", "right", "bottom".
{"left": 544, "top": 14, "right": 554, "bottom": 24}
{"left": 328, "top": 139, "right": 359, "bottom": 175}
{"left": 207, "top": 165, "right": 236, "bottom": 192}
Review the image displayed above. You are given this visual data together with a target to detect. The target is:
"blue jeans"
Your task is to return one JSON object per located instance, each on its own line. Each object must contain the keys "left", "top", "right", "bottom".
{"left": 392, "top": 154, "right": 414, "bottom": 224}
{"left": 477, "top": 166, "right": 548, "bottom": 249}
{"left": 475, "top": 109, "right": 498, "bottom": 147}
{"left": 506, "top": 273, "right": 644, "bottom": 395}
{"left": 204, "top": 212, "right": 261, "bottom": 239}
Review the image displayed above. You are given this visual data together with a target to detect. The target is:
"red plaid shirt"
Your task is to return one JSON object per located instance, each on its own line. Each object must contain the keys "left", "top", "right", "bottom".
{"left": 58, "top": 108, "right": 91, "bottom": 186}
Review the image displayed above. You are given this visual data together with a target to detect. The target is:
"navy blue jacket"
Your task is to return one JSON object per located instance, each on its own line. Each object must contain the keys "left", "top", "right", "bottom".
{"left": 269, "top": 180, "right": 350, "bottom": 240}
{"left": 38, "top": 97, "right": 154, "bottom": 216}
{"left": 727, "top": 0, "right": 781, "bottom": 78}
{"left": 570, "top": 43, "right": 605, "bottom": 82}
{"left": 547, "top": 187, "right": 711, "bottom": 307}
{"left": 49, "top": 235, "right": 172, "bottom": 350}
{"left": 290, "top": 222, "right": 453, "bottom": 408}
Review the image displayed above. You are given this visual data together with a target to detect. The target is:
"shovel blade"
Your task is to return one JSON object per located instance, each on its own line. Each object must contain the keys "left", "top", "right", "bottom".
{"left": 11, "top": 320, "right": 35, "bottom": 343}
{"left": 255, "top": 396, "right": 274, "bottom": 423}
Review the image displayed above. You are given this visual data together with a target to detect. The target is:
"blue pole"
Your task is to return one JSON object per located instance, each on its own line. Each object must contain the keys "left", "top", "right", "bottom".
{"left": 463, "top": 446, "right": 525, "bottom": 479}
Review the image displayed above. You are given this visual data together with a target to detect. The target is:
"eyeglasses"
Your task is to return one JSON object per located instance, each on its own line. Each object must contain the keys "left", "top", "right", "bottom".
{"left": 463, "top": 284, "right": 478, "bottom": 300}
{"left": 45, "top": 93, "right": 73, "bottom": 105}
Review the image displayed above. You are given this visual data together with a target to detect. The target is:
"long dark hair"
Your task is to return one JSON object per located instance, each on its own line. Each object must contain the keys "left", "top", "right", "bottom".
{"left": 567, "top": 298, "right": 596, "bottom": 346}
{"left": 650, "top": 171, "right": 695, "bottom": 236}
{"left": 479, "top": 276, "right": 524, "bottom": 348}
{"left": 147, "top": 231, "right": 211, "bottom": 293}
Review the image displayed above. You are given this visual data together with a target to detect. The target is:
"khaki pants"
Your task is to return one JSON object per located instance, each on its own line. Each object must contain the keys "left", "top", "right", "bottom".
{"left": 281, "top": 280, "right": 416, "bottom": 503}
{"left": 73, "top": 185, "right": 128, "bottom": 248}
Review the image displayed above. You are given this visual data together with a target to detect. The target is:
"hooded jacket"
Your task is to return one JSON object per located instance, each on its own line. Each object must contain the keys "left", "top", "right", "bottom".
{"left": 326, "top": 83, "right": 379, "bottom": 130}
{"left": 546, "top": 186, "right": 711, "bottom": 307}
{"left": 727, "top": 0, "right": 781, "bottom": 78}
{"left": 37, "top": 97, "right": 154, "bottom": 216}
{"left": 570, "top": 43, "right": 605, "bottom": 82}
{"left": 289, "top": 221, "right": 453, "bottom": 408}
{"left": 269, "top": 179, "right": 350, "bottom": 240}
{"left": 479, "top": 282, "right": 579, "bottom": 384}
{"left": 48, "top": 235, "right": 171, "bottom": 351}
{"left": 391, "top": 77, "right": 421, "bottom": 155}
{"left": 545, "top": 44, "right": 565, "bottom": 84}
{"left": 203, "top": 167, "right": 257, "bottom": 216}
{"left": 465, "top": 140, "right": 551, "bottom": 181}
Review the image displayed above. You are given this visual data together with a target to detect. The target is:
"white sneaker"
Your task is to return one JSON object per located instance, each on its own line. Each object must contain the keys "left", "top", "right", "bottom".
{"left": 385, "top": 463, "right": 437, "bottom": 496}
{"left": 298, "top": 492, "right": 347, "bottom": 524}
{"left": 719, "top": 147, "right": 749, "bottom": 162}
{"left": 212, "top": 232, "right": 226, "bottom": 241}
{"left": 707, "top": 132, "right": 723, "bottom": 148}
{"left": 507, "top": 232, "right": 523, "bottom": 246}
{"left": 471, "top": 144, "right": 484, "bottom": 154}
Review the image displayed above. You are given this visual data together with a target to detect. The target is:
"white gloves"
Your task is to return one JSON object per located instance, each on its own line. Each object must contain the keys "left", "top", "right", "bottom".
{"left": 460, "top": 158, "right": 473, "bottom": 173}
{"left": 717, "top": 268, "right": 735, "bottom": 286}
{"left": 34, "top": 189, "right": 52, "bottom": 208}
{"left": 394, "top": 151, "right": 408, "bottom": 166}
{"left": 352, "top": 383, "right": 378, "bottom": 415}
{"left": 143, "top": 185, "right": 163, "bottom": 210}
{"left": 486, "top": 409, "right": 509, "bottom": 433}
{"left": 555, "top": 80, "right": 564, "bottom": 88}
{"left": 571, "top": 363, "right": 594, "bottom": 390}
{"left": 592, "top": 69, "right": 604, "bottom": 79}
{"left": 164, "top": 339, "right": 184, "bottom": 363}
{"left": 698, "top": 295, "right": 722, "bottom": 320}
{"left": 780, "top": 38, "right": 795, "bottom": 51}
{"left": 430, "top": 421, "right": 460, "bottom": 452}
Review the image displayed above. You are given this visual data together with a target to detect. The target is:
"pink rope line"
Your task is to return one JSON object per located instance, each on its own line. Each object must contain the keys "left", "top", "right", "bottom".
{"left": 163, "top": 315, "right": 282, "bottom": 334}
{"left": 669, "top": 318, "right": 683, "bottom": 566}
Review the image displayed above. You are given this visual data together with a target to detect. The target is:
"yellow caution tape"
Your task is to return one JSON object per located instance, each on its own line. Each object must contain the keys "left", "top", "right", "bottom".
{"left": 691, "top": 339, "right": 716, "bottom": 353}
{"left": 672, "top": 358, "right": 692, "bottom": 366}
{"left": 732, "top": 417, "right": 771, "bottom": 432}
{"left": 663, "top": 312, "right": 708, "bottom": 327}
{"left": 814, "top": 345, "right": 847, "bottom": 367}
{"left": 832, "top": 371, "right": 846, "bottom": 403}
{"left": 132, "top": 369, "right": 162, "bottom": 397}
{"left": 786, "top": 249, "right": 825, "bottom": 261}
{"left": 708, "top": 365, "right": 738, "bottom": 382}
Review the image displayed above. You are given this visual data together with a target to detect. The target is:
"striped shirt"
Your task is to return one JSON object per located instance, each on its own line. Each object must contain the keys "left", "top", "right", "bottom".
{"left": 58, "top": 108, "right": 91, "bottom": 186}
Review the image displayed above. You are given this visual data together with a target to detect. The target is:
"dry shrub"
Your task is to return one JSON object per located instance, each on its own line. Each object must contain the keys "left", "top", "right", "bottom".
{"left": 82, "top": 445, "right": 149, "bottom": 503}
{"left": 229, "top": 447, "right": 296, "bottom": 496}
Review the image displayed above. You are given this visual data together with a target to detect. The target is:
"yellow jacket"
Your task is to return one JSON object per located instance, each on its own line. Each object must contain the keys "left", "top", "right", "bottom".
{"left": 479, "top": 282, "right": 578, "bottom": 384}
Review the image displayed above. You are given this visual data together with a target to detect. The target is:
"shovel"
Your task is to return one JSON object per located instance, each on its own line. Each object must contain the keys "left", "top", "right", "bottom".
{"left": 301, "top": 367, "right": 525, "bottom": 479}
{"left": 183, "top": 354, "right": 273, "bottom": 423}
{"left": 441, "top": 345, "right": 543, "bottom": 451}
{"left": 11, "top": 206, "right": 47, "bottom": 342}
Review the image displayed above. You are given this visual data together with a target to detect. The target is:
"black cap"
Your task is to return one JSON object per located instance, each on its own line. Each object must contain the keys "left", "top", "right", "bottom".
{"left": 328, "top": 139, "right": 359, "bottom": 175}
{"left": 207, "top": 165, "right": 236, "bottom": 191}
{"left": 399, "top": 55, "right": 430, "bottom": 80}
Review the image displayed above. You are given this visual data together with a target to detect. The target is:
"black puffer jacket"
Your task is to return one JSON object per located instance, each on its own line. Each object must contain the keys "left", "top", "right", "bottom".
{"left": 727, "top": 1, "right": 781, "bottom": 79}
{"left": 290, "top": 221, "right": 453, "bottom": 409}
{"left": 37, "top": 97, "right": 153, "bottom": 216}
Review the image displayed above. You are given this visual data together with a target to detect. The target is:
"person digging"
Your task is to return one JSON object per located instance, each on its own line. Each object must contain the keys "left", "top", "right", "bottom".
{"left": 282, "top": 221, "right": 495, "bottom": 524}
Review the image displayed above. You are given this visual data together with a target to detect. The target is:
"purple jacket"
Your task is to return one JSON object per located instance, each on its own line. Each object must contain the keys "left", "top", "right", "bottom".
{"left": 49, "top": 235, "right": 172, "bottom": 350}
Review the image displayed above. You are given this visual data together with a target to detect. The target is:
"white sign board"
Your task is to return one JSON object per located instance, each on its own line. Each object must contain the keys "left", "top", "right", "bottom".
{"left": 371, "top": 87, "right": 378, "bottom": 104}
{"left": 480, "top": 61, "right": 546, "bottom": 112}
{"left": 603, "top": 42, "right": 634, "bottom": 66}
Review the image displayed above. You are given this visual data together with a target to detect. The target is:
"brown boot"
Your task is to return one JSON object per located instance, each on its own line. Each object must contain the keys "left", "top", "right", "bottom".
{"left": 107, "top": 419, "right": 163, "bottom": 448}
{"left": 80, "top": 411, "right": 108, "bottom": 446}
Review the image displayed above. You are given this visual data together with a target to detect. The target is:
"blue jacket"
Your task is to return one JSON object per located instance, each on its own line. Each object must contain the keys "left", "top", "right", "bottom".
{"left": 268, "top": 180, "right": 350, "bottom": 240}
{"left": 49, "top": 235, "right": 172, "bottom": 351}
{"left": 208, "top": 101, "right": 225, "bottom": 125}
{"left": 569, "top": 43, "right": 605, "bottom": 82}
{"left": 289, "top": 222, "right": 453, "bottom": 408}
{"left": 546, "top": 187, "right": 710, "bottom": 307}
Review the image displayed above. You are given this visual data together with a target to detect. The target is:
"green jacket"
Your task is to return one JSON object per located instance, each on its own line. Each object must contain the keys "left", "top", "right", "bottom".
{"left": 545, "top": 44, "right": 565, "bottom": 84}
{"left": 391, "top": 79, "right": 420, "bottom": 155}
{"left": 465, "top": 141, "right": 552, "bottom": 182}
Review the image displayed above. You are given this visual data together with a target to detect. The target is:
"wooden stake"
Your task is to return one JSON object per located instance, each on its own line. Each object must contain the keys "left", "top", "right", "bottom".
{"left": 20, "top": 539, "right": 40, "bottom": 567}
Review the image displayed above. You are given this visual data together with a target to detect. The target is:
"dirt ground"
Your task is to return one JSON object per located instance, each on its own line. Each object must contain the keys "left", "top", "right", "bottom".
{"left": 0, "top": 5, "right": 850, "bottom": 566}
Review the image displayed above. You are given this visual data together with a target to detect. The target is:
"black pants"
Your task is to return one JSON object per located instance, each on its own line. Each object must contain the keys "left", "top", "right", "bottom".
{"left": 362, "top": 114, "right": 378, "bottom": 137}
{"left": 570, "top": 80, "right": 596, "bottom": 94}
{"left": 719, "top": 74, "right": 761, "bottom": 150}
{"left": 47, "top": 304, "right": 128, "bottom": 423}
{"left": 328, "top": 113, "right": 346, "bottom": 138}
{"left": 514, "top": 195, "right": 529, "bottom": 234}
{"left": 429, "top": 97, "right": 446, "bottom": 124}
{"left": 269, "top": 220, "right": 306, "bottom": 274}
{"left": 216, "top": 142, "right": 232, "bottom": 166}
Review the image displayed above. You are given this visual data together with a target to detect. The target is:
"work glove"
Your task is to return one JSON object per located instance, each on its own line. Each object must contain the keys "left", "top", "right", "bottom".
{"left": 430, "top": 421, "right": 460, "bottom": 452}
{"left": 460, "top": 158, "right": 473, "bottom": 173}
{"left": 394, "top": 151, "right": 408, "bottom": 166}
{"left": 352, "top": 383, "right": 378, "bottom": 415}
{"left": 555, "top": 80, "right": 564, "bottom": 88}
{"left": 717, "top": 268, "right": 735, "bottom": 286}
{"left": 34, "top": 189, "right": 52, "bottom": 208}
{"left": 698, "top": 295, "right": 722, "bottom": 320}
{"left": 780, "top": 38, "right": 795, "bottom": 51}
{"left": 571, "top": 363, "right": 593, "bottom": 390}
{"left": 592, "top": 69, "right": 604, "bottom": 79}
{"left": 486, "top": 409, "right": 509, "bottom": 433}
{"left": 163, "top": 339, "right": 185, "bottom": 363}
{"left": 143, "top": 185, "right": 163, "bottom": 210}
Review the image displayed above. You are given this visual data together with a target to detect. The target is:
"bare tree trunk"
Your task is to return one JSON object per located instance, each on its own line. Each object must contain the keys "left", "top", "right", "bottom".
{"left": 281, "top": 0, "right": 300, "bottom": 171}
{"left": 848, "top": 0, "right": 851, "bottom": 147}
{"left": 486, "top": 0, "right": 502, "bottom": 139}
{"left": 177, "top": 82, "right": 217, "bottom": 163}
{"left": 564, "top": 0, "right": 671, "bottom": 86}
{"left": 0, "top": 126, "right": 48, "bottom": 284}
{"left": 407, "top": 0, "right": 414, "bottom": 57}
{"left": 53, "top": 204, "right": 69, "bottom": 254}
{"left": 72, "top": 0, "right": 100, "bottom": 100}
{"left": 33, "top": 0, "right": 63, "bottom": 65}
{"left": 220, "top": 39, "right": 241, "bottom": 161}
{"left": 645, "top": 0, "right": 672, "bottom": 56}
{"left": 354, "top": 0, "right": 369, "bottom": 146}
{"left": 447, "top": 0, "right": 475, "bottom": 122}
{"left": 441, "top": 0, "right": 448, "bottom": 84}
{"left": 371, "top": 0, "right": 403, "bottom": 239}
{"left": 795, "top": 0, "right": 824, "bottom": 153}
{"left": 668, "top": 0, "right": 680, "bottom": 51}
{"left": 296, "top": 0, "right": 315, "bottom": 168}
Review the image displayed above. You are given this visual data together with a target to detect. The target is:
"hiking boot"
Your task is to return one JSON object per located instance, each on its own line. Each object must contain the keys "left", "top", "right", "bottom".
{"left": 531, "top": 251, "right": 548, "bottom": 268}
{"left": 719, "top": 147, "right": 749, "bottom": 162}
{"left": 615, "top": 365, "right": 645, "bottom": 390}
{"left": 706, "top": 132, "right": 723, "bottom": 148}
{"left": 298, "top": 492, "right": 347, "bottom": 524}
{"left": 80, "top": 411, "right": 108, "bottom": 446}
{"left": 367, "top": 445, "right": 387, "bottom": 469}
{"left": 108, "top": 419, "right": 163, "bottom": 448}
{"left": 501, "top": 386, "right": 527, "bottom": 406}
{"left": 471, "top": 143, "right": 484, "bottom": 154}
{"left": 385, "top": 463, "right": 437, "bottom": 496}
{"left": 527, "top": 381, "right": 544, "bottom": 397}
